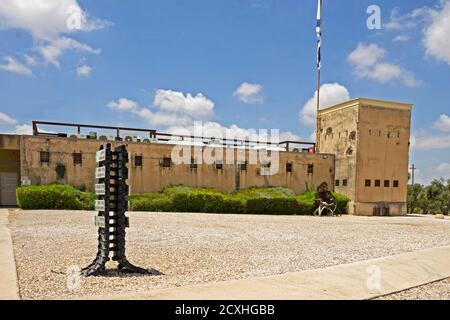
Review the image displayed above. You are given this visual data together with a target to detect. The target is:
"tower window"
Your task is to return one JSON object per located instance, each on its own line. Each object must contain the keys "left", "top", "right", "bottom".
{"left": 40, "top": 151, "right": 50, "bottom": 163}
{"left": 365, "top": 179, "right": 371, "bottom": 187}
{"left": 384, "top": 180, "right": 390, "bottom": 187}
{"left": 335, "top": 180, "right": 340, "bottom": 187}
{"left": 286, "top": 163, "right": 293, "bottom": 173}
{"left": 342, "top": 179, "right": 348, "bottom": 187}
{"left": 135, "top": 155, "right": 143, "bottom": 167}
{"left": 161, "top": 157, "right": 172, "bottom": 168}
{"left": 375, "top": 180, "right": 381, "bottom": 187}
{"left": 190, "top": 158, "right": 198, "bottom": 169}
{"left": 73, "top": 152, "right": 82, "bottom": 165}
{"left": 393, "top": 180, "right": 399, "bottom": 188}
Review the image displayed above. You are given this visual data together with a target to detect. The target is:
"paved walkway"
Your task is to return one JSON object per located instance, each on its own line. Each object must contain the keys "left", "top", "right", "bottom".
{"left": 0, "top": 209, "right": 19, "bottom": 300}
{"left": 88, "top": 245, "right": 450, "bottom": 300}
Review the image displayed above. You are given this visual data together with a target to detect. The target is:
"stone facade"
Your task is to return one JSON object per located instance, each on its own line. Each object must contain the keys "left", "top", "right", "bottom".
{"left": 318, "top": 98, "right": 412, "bottom": 216}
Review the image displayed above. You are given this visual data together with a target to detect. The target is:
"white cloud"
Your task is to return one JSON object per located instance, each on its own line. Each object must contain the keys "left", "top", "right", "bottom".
{"left": 437, "top": 162, "right": 450, "bottom": 175}
{"left": 233, "top": 82, "right": 264, "bottom": 104}
{"left": 154, "top": 89, "right": 214, "bottom": 118}
{"left": 76, "top": 64, "right": 92, "bottom": 76}
{"left": 108, "top": 97, "right": 192, "bottom": 128}
{"left": 0, "top": 0, "right": 108, "bottom": 73}
{"left": 0, "top": 0, "right": 109, "bottom": 41}
{"left": 108, "top": 98, "right": 139, "bottom": 112}
{"left": 0, "top": 56, "right": 32, "bottom": 75}
{"left": 12, "top": 124, "right": 33, "bottom": 135}
{"left": 384, "top": 7, "right": 427, "bottom": 31}
{"left": 347, "top": 43, "right": 421, "bottom": 87}
{"left": 411, "top": 133, "right": 450, "bottom": 150}
{"left": 423, "top": 1, "right": 450, "bottom": 65}
{"left": 0, "top": 112, "right": 17, "bottom": 125}
{"left": 434, "top": 114, "right": 450, "bottom": 132}
{"left": 279, "top": 131, "right": 300, "bottom": 142}
{"left": 393, "top": 35, "right": 410, "bottom": 42}
{"left": 38, "top": 37, "right": 100, "bottom": 68}
{"left": 299, "top": 83, "right": 351, "bottom": 125}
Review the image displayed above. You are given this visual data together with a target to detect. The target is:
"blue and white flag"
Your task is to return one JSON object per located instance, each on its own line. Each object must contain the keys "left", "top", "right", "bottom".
{"left": 316, "top": 0, "right": 322, "bottom": 70}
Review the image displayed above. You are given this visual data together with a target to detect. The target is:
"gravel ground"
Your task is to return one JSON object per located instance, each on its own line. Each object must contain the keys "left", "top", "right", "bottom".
{"left": 9, "top": 210, "right": 450, "bottom": 300}
{"left": 376, "top": 278, "right": 450, "bottom": 300}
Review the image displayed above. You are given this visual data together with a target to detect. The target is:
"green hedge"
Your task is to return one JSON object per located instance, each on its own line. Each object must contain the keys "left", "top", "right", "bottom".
{"left": 16, "top": 184, "right": 95, "bottom": 210}
{"left": 17, "top": 183, "right": 349, "bottom": 216}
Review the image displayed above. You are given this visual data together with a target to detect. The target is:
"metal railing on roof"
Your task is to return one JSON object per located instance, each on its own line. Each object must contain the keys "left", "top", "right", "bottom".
{"left": 32, "top": 121, "right": 316, "bottom": 152}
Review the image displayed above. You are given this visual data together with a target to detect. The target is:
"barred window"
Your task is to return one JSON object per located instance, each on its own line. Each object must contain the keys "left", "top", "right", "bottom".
{"left": 365, "top": 179, "right": 371, "bottom": 187}
{"left": 384, "top": 180, "right": 390, "bottom": 187}
{"left": 335, "top": 180, "right": 340, "bottom": 187}
{"left": 40, "top": 151, "right": 50, "bottom": 163}
{"left": 393, "top": 180, "right": 399, "bottom": 188}
{"left": 343, "top": 179, "right": 348, "bottom": 187}
{"left": 375, "top": 180, "right": 381, "bottom": 187}
{"left": 307, "top": 163, "right": 314, "bottom": 174}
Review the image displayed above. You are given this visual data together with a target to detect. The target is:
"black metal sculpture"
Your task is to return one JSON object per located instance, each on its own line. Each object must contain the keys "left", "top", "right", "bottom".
{"left": 82, "top": 144, "right": 149, "bottom": 276}
{"left": 313, "top": 182, "right": 339, "bottom": 217}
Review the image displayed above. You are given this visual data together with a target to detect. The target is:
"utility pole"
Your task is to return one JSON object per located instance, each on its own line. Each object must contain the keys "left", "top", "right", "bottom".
{"left": 410, "top": 164, "right": 416, "bottom": 185}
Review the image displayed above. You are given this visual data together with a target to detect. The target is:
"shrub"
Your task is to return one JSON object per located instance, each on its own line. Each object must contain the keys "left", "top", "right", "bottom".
{"left": 296, "top": 189, "right": 317, "bottom": 215}
{"left": 16, "top": 184, "right": 94, "bottom": 210}
{"left": 333, "top": 192, "right": 350, "bottom": 215}
{"left": 246, "top": 197, "right": 300, "bottom": 215}
{"left": 131, "top": 197, "right": 173, "bottom": 212}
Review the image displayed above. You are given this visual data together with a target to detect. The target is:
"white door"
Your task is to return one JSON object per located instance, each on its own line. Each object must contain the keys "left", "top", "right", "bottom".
{"left": 0, "top": 172, "right": 18, "bottom": 206}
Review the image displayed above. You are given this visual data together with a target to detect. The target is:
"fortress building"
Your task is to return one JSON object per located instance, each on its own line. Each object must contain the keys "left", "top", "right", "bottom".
{"left": 0, "top": 98, "right": 412, "bottom": 216}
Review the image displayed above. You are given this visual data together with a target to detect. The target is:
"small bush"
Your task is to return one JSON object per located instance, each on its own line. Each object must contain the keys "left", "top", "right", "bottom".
{"left": 16, "top": 184, "right": 94, "bottom": 210}
{"left": 246, "top": 197, "right": 300, "bottom": 215}
{"left": 131, "top": 197, "right": 173, "bottom": 212}
{"left": 333, "top": 192, "right": 350, "bottom": 215}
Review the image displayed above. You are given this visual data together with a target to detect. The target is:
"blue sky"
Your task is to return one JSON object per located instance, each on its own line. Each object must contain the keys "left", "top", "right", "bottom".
{"left": 0, "top": 0, "right": 449, "bottom": 183}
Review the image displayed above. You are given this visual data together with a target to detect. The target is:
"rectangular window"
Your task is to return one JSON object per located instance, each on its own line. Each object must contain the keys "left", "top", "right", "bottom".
{"left": 343, "top": 179, "right": 348, "bottom": 187}
{"left": 190, "top": 158, "right": 197, "bottom": 169}
{"left": 161, "top": 157, "right": 171, "bottom": 168}
{"left": 393, "top": 180, "right": 399, "bottom": 188}
{"left": 40, "top": 151, "right": 50, "bottom": 163}
{"left": 335, "top": 180, "right": 340, "bottom": 187}
{"left": 215, "top": 160, "right": 223, "bottom": 170}
{"left": 73, "top": 152, "right": 82, "bottom": 165}
{"left": 365, "top": 179, "right": 371, "bottom": 187}
{"left": 286, "top": 163, "right": 293, "bottom": 173}
{"left": 135, "top": 155, "right": 143, "bottom": 167}
{"left": 307, "top": 163, "right": 314, "bottom": 174}
{"left": 240, "top": 161, "right": 247, "bottom": 171}
{"left": 375, "top": 180, "right": 381, "bottom": 187}
{"left": 384, "top": 180, "right": 390, "bottom": 187}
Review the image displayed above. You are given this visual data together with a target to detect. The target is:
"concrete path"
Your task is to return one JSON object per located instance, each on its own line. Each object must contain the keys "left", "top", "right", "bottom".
{"left": 87, "top": 245, "right": 450, "bottom": 300}
{"left": 0, "top": 209, "right": 19, "bottom": 300}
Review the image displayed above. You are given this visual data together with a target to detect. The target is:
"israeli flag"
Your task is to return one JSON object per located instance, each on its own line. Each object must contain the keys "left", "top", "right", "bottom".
{"left": 316, "top": 0, "right": 322, "bottom": 70}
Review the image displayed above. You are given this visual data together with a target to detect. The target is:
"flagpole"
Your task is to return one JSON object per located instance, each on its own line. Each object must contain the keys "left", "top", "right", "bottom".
{"left": 316, "top": 68, "right": 321, "bottom": 153}
{"left": 315, "top": 0, "right": 322, "bottom": 153}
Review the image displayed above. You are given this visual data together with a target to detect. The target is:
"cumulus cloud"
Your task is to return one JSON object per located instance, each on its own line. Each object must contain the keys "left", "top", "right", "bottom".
{"left": 11, "top": 124, "right": 33, "bottom": 135}
{"left": 0, "top": 0, "right": 109, "bottom": 40}
{"left": 107, "top": 98, "right": 139, "bottom": 112}
{"left": 0, "top": 0, "right": 108, "bottom": 73}
{"left": 434, "top": 114, "right": 450, "bottom": 132}
{"left": 411, "top": 133, "right": 450, "bottom": 150}
{"left": 299, "top": 83, "right": 351, "bottom": 125}
{"left": 384, "top": 7, "right": 428, "bottom": 31}
{"left": 38, "top": 37, "right": 100, "bottom": 68}
{"left": 347, "top": 43, "right": 421, "bottom": 86}
{"left": 423, "top": 1, "right": 450, "bottom": 65}
{"left": 76, "top": 64, "right": 92, "bottom": 76}
{"left": 0, "top": 56, "right": 32, "bottom": 75}
{"left": 0, "top": 112, "right": 17, "bottom": 125}
{"left": 154, "top": 90, "right": 214, "bottom": 118}
{"left": 233, "top": 82, "right": 264, "bottom": 104}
